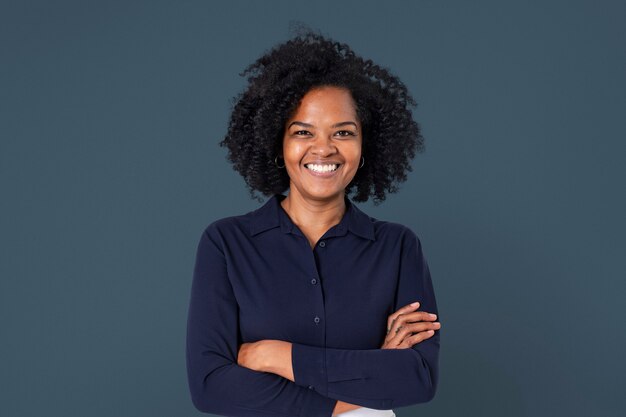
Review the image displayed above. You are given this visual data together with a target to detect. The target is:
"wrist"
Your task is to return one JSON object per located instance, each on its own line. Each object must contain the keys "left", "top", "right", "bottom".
{"left": 261, "top": 340, "right": 293, "bottom": 381}
{"left": 259, "top": 340, "right": 277, "bottom": 372}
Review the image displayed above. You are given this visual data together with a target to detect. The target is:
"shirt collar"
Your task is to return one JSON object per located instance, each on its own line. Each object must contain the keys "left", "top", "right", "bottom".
{"left": 249, "top": 193, "right": 375, "bottom": 241}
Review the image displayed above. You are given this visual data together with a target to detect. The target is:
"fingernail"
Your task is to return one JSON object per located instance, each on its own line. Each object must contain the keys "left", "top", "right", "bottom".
{"left": 410, "top": 302, "right": 420, "bottom": 307}
{"left": 430, "top": 313, "right": 437, "bottom": 318}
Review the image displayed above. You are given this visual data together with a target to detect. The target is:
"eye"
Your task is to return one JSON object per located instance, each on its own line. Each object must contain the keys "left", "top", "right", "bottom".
{"left": 293, "top": 130, "right": 312, "bottom": 136}
{"left": 336, "top": 130, "right": 356, "bottom": 137}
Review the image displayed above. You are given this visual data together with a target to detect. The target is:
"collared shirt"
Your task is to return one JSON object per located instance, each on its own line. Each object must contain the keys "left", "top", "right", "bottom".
{"left": 186, "top": 193, "right": 440, "bottom": 416}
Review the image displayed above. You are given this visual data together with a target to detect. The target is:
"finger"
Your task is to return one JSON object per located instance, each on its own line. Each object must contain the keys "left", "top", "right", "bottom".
{"left": 408, "top": 330, "right": 436, "bottom": 345}
{"left": 385, "top": 321, "right": 415, "bottom": 345}
{"left": 399, "top": 311, "right": 438, "bottom": 324}
{"left": 384, "top": 321, "right": 403, "bottom": 343}
{"left": 387, "top": 311, "right": 437, "bottom": 337}
{"left": 387, "top": 301, "right": 420, "bottom": 333}
{"left": 403, "top": 321, "right": 440, "bottom": 334}
{"left": 387, "top": 302, "right": 420, "bottom": 331}
{"left": 396, "top": 330, "right": 435, "bottom": 349}
{"left": 387, "top": 319, "right": 438, "bottom": 349}
{"left": 381, "top": 332, "right": 403, "bottom": 349}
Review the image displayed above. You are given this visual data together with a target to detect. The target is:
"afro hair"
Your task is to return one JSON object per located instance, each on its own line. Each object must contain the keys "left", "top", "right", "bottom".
{"left": 219, "top": 28, "right": 424, "bottom": 205}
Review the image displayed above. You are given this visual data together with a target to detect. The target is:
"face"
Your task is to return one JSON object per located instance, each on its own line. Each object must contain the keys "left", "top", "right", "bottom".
{"left": 281, "top": 86, "right": 362, "bottom": 203}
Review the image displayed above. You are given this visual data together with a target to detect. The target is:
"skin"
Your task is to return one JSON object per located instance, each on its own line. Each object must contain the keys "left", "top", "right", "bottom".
{"left": 279, "top": 86, "right": 362, "bottom": 249}
{"left": 236, "top": 86, "right": 441, "bottom": 416}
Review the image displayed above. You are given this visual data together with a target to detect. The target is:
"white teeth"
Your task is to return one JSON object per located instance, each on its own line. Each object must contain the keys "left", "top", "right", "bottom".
{"left": 305, "top": 163, "right": 339, "bottom": 173}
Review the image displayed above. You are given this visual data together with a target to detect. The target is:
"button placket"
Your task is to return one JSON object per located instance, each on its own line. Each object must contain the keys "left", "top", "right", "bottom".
{"left": 301, "top": 235, "right": 326, "bottom": 348}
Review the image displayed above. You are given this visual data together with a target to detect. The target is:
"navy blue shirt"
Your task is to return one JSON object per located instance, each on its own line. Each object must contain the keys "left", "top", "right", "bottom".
{"left": 186, "top": 193, "right": 440, "bottom": 416}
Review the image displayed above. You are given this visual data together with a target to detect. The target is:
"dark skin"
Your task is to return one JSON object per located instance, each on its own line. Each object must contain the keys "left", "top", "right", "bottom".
{"left": 236, "top": 86, "right": 441, "bottom": 415}
{"left": 278, "top": 86, "right": 363, "bottom": 249}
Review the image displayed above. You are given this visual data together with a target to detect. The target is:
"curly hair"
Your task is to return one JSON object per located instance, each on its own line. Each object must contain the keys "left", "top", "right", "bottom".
{"left": 219, "top": 28, "right": 424, "bottom": 205}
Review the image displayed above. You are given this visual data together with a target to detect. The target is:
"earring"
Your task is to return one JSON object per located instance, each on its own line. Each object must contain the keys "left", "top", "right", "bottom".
{"left": 359, "top": 156, "right": 365, "bottom": 169}
{"left": 275, "top": 155, "right": 285, "bottom": 168}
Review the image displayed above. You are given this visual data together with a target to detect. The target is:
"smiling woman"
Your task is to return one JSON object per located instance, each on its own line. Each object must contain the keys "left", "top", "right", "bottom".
{"left": 186, "top": 27, "right": 440, "bottom": 417}
{"left": 280, "top": 86, "right": 364, "bottom": 248}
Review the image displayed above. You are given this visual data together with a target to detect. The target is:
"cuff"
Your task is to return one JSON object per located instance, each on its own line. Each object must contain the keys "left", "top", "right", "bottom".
{"left": 292, "top": 343, "right": 328, "bottom": 396}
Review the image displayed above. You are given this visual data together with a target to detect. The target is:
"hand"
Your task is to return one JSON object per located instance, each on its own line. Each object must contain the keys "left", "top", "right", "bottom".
{"left": 237, "top": 340, "right": 294, "bottom": 381}
{"left": 335, "top": 303, "right": 440, "bottom": 416}
{"left": 380, "top": 302, "right": 440, "bottom": 349}
{"left": 237, "top": 341, "right": 266, "bottom": 372}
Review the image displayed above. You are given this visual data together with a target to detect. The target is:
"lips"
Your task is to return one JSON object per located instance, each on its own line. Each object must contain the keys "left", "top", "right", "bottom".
{"left": 304, "top": 163, "right": 340, "bottom": 171}
{"left": 304, "top": 163, "right": 342, "bottom": 177}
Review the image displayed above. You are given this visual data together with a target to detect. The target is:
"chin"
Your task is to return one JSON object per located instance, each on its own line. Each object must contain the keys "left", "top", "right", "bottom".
{"left": 303, "top": 190, "right": 345, "bottom": 200}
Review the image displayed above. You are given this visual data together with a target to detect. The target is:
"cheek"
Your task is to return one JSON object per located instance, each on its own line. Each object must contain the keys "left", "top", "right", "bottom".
{"left": 344, "top": 144, "right": 362, "bottom": 163}
{"left": 284, "top": 143, "right": 305, "bottom": 162}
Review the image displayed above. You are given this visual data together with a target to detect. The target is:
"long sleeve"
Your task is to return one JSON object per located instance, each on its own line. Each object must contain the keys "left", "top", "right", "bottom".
{"left": 290, "top": 230, "right": 440, "bottom": 410}
{"left": 186, "top": 226, "right": 338, "bottom": 416}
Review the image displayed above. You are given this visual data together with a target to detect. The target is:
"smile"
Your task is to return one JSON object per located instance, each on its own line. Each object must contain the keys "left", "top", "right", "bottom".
{"left": 304, "top": 163, "right": 341, "bottom": 177}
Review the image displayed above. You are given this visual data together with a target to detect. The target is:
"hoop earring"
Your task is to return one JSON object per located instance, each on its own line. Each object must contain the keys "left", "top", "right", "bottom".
{"left": 274, "top": 155, "right": 285, "bottom": 168}
{"left": 359, "top": 156, "right": 365, "bottom": 169}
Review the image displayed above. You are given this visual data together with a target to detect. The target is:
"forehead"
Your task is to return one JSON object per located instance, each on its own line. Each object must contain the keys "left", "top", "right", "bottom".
{"left": 289, "top": 86, "right": 358, "bottom": 120}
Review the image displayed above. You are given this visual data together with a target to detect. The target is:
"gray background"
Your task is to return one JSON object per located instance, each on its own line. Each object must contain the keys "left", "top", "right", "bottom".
{"left": 1, "top": 0, "right": 624, "bottom": 416}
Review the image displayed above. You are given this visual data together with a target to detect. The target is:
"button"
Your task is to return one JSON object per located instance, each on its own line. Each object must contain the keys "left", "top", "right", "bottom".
{"left": 314, "top": 316, "right": 320, "bottom": 324}
{"left": 311, "top": 278, "right": 317, "bottom": 285}
{"left": 308, "top": 385, "right": 314, "bottom": 390}
{"left": 318, "top": 241, "right": 326, "bottom": 247}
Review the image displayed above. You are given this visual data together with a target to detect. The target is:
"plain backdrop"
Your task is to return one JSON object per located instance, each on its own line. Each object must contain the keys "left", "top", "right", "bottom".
{"left": 1, "top": 1, "right": 624, "bottom": 416}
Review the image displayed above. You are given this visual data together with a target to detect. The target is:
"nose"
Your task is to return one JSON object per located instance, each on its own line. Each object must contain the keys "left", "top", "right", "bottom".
{"left": 310, "top": 134, "right": 337, "bottom": 156}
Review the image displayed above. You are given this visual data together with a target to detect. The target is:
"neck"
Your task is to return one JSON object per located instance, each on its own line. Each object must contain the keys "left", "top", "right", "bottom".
{"left": 280, "top": 190, "right": 346, "bottom": 230}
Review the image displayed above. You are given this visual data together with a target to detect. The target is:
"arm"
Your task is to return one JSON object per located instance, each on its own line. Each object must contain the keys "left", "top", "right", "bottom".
{"left": 236, "top": 340, "right": 360, "bottom": 416}
{"left": 186, "top": 226, "right": 337, "bottom": 416}
{"left": 289, "top": 230, "right": 440, "bottom": 410}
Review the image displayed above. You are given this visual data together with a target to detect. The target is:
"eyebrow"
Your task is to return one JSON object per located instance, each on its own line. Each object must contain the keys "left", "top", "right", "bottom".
{"left": 288, "top": 121, "right": 358, "bottom": 129}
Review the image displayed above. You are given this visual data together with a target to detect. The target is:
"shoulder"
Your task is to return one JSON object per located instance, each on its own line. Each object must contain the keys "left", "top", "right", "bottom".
{"left": 198, "top": 208, "right": 257, "bottom": 244}
{"left": 349, "top": 200, "right": 421, "bottom": 245}
{"left": 370, "top": 216, "right": 421, "bottom": 245}
{"left": 367, "top": 217, "right": 427, "bottom": 264}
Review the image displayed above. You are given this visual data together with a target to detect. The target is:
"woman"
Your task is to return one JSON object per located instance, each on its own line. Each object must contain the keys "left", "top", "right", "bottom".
{"left": 186, "top": 30, "right": 441, "bottom": 417}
